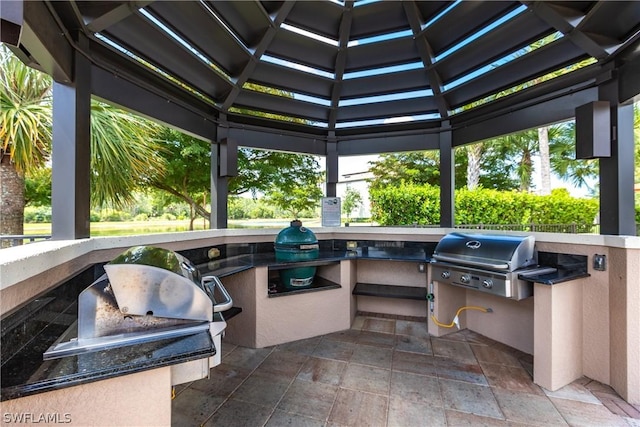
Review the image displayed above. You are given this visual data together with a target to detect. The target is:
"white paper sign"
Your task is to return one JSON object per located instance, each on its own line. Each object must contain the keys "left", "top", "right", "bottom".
{"left": 321, "top": 197, "right": 341, "bottom": 227}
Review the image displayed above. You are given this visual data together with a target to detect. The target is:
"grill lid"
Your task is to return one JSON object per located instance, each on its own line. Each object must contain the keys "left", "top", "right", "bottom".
{"left": 432, "top": 232, "right": 536, "bottom": 271}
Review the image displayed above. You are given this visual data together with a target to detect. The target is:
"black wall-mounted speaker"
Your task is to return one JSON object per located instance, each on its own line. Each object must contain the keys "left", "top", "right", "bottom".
{"left": 575, "top": 101, "right": 611, "bottom": 159}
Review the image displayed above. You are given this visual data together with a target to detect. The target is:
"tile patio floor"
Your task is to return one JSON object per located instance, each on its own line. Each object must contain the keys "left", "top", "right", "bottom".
{"left": 172, "top": 314, "right": 640, "bottom": 426}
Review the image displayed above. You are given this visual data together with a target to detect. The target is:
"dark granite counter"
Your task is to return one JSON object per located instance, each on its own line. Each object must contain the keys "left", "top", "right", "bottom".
{"left": 1, "top": 329, "right": 215, "bottom": 401}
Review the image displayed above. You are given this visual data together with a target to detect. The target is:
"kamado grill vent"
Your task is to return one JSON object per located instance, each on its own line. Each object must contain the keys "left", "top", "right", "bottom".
{"left": 430, "top": 233, "right": 555, "bottom": 300}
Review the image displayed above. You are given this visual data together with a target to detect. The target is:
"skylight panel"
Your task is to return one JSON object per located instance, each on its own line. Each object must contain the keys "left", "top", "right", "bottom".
{"left": 198, "top": 1, "right": 249, "bottom": 53}
{"left": 347, "top": 29, "right": 413, "bottom": 48}
{"left": 339, "top": 89, "right": 433, "bottom": 107}
{"left": 282, "top": 23, "right": 339, "bottom": 47}
{"left": 262, "top": 55, "right": 335, "bottom": 79}
{"left": 422, "top": 1, "right": 462, "bottom": 30}
{"left": 343, "top": 62, "right": 423, "bottom": 80}
{"left": 435, "top": 5, "right": 527, "bottom": 62}
{"left": 443, "top": 32, "right": 564, "bottom": 91}
{"left": 138, "top": 8, "right": 231, "bottom": 82}
{"left": 244, "top": 83, "right": 331, "bottom": 106}
{"left": 94, "top": 33, "right": 214, "bottom": 106}
{"left": 353, "top": 0, "right": 382, "bottom": 7}
{"left": 449, "top": 57, "right": 597, "bottom": 115}
{"left": 336, "top": 113, "right": 440, "bottom": 128}
{"left": 228, "top": 106, "right": 326, "bottom": 127}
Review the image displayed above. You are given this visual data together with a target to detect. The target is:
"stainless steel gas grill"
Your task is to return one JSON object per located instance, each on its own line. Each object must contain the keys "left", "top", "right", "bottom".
{"left": 44, "top": 246, "right": 232, "bottom": 361}
{"left": 430, "top": 233, "right": 555, "bottom": 300}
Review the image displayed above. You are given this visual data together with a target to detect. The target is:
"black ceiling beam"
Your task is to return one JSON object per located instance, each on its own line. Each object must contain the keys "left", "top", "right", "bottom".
{"left": 524, "top": 1, "right": 611, "bottom": 61}
{"left": 221, "top": 1, "right": 294, "bottom": 111}
{"left": 12, "top": 1, "right": 74, "bottom": 83}
{"left": 91, "top": 64, "right": 216, "bottom": 139}
{"left": 453, "top": 86, "right": 598, "bottom": 147}
{"left": 328, "top": 1, "right": 353, "bottom": 130}
{"left": 403, "top": 1, "right": 449, "bottom": 119}
{"left": 86, "top": 1, "right": 154, "bottom": 33}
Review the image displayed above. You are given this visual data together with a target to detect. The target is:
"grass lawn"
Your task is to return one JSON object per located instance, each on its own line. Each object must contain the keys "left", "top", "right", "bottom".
{"left": 23, "top": 218, "right": 325, "bottom": 237}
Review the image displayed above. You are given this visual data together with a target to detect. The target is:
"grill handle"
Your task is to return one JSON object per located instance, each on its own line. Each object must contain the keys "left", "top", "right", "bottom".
{"left": 201, "top": 276, "right": 233, "bottom": 313}
{"left": 432, "top": 254, "right": 509, "bottom": 270}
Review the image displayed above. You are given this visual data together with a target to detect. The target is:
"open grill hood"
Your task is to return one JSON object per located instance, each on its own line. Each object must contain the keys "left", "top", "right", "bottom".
{"left": 44, "top": 246, "right": 232, "bottom": 360}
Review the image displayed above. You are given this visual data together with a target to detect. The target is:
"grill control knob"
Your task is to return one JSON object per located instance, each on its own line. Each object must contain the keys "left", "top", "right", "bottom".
{"left": 441, "top": 271, "right": 450, "bottom": 279}
{"left": 482, "top": 279, "right": 493, "bottom": 289}
{"left": 459, "top": 274, "right": 470, "bottom": 284}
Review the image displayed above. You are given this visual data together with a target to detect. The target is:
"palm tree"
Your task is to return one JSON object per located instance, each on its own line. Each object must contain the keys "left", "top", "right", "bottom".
{"left": 1, "top": 49, "right": 52, "bottom": 244}
{"left": 1, "top": 48, "right": 166, "bottom": 244}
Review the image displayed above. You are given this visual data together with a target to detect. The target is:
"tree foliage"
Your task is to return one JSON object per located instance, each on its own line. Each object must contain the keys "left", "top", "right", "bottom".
{"left": 342, "top": 186, "right": 363, "bottom": 220}
{"left": 231, "top": 148, "right": 323, "bottom": 198}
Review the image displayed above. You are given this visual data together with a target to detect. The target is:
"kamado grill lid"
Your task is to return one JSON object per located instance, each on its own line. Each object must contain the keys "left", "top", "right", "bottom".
{"left": 432, "top": 232, "right": 536, "bottom": 271}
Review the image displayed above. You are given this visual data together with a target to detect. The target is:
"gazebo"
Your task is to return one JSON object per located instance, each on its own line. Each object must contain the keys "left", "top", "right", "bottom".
{"left": 1, "top": 0, "right": 639, "bottom": 236}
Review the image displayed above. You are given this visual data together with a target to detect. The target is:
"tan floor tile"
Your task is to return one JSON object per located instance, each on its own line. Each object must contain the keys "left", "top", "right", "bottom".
{"left": 328, "top": 388, "right": 388, "bottom": 427}
{"left": 255, "top": 348, "right": 309, "bottom": 378}
{"left": 189, "top": 362, "right": 251, "bottom": 397}
{"left": 341, "top": 363, "right": 391, "bottom": 395}
{"left": 277, "top": 336, "right": 321, "bottom": 356}
{"left": 297, "top": 356, "right": 347, "bottom": 385}
{"left": 277, "top": 379, "right": 338, "bottom": 420}
{"left": 351, "top": 315, "right": 365, "bottom": 330}
{"left": 439, "top": 378, "right": 503, "bottom": 419}
{"left": 543, "top": 379, "right": 601, "bottom": 404}
{"left": 358, "top": 330, "right": 397, "bottom": 347}
{"left": 390, "top": 370, "right": 441, "bottom": 405}
{"left": 437, "top": 357, "right": 487, "bottom": 385}
{"left": 323, "top": 328, "right": 361, "bottom": 343}
{"left": 230, "top": 370, "right": 291, "bottom": 407}
{"left": 171, "top": 386, "right": 225, "bottom": 426}
{"left": 395, "top": 320, "right": 429, "bottom": 338}
{"left": 445, "top": 409, "right": 517, "bottom": 426}
{"left": 481, "top": 362, "right": 543, "bottom": 395}
{"left": 432, "top": 337, "right": 477, "bottom": 363}
{"left": 313, "top": 338, "right": 355, "bottom": 361}
{"left": 362, "top": 317, "right": 396, "bottom": 334}
{"left": 351, "top": 343, "right": 393, "bottom": 368}
{"left": 395, "top": 334, "right": 432, "bottom": 355}
{"left": 203, "top": 399, "right": 273, "bottom": 427}
{"left": 223, "top": 346, "right": 273, "bottom": 370}
{"left": 392, "top": 350, "right": 438, "bottom": 376}
{"left": 550, "top": 396, "right": 629, "bottom": 426}
{"left": 266, "top": 410, "right": 326, "bottom": 427}
{"left": 471, "top": 343, "right": 521, "bottom": 367}
{"left": 493, "top": 388, "right": 567, "bottom": 425}
{"left": 388, "top": 396, "right": 447, "bottom": 427}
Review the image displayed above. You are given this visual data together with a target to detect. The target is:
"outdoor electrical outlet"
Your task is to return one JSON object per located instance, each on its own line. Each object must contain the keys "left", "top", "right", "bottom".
{"left": 593, "top": 254, "right": 606, "bottom": 271}
{"left": 418, "top": 263, "right": 426, "bottom": 273}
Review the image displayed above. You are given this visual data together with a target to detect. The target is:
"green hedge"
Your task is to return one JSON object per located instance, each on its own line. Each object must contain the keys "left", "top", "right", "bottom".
{"left": 370, "top": 185, "right": 599, "bottom": 228}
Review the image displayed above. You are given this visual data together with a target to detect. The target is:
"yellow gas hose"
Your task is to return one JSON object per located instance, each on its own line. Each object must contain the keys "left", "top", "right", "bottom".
{"left": 431, "top": 305, "right": 491, "bottom": 328}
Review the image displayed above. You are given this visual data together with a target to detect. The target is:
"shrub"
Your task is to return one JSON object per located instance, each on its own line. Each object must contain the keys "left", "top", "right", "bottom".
{"left": 370, "top": 184, "right": 599, "bottom": 229}
{"left": 24, "top": 206, "right": 52, "bottom": 223}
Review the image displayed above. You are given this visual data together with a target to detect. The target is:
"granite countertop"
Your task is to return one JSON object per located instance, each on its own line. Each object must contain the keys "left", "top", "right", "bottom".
{"left": 1, "top": 329, "right": 215, "bottom": 401}
{"left": 199, "top": 247, "right": 432, "bottom": 278}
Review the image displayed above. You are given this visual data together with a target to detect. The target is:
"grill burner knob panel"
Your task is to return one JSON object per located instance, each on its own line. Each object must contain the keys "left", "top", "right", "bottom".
{"left": 441, "top": 271, "right": 450, "bottom": 279}
{"left": 482, "top": 279, "right": 493, "bottom": 289}
{"left": 460, "top": 274, "right": 470, "bottom": 284}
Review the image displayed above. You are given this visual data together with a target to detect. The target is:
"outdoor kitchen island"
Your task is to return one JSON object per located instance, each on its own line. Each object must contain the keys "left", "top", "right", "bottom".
{"left": 1, "top": 227, "right": 639, "bottom": 426}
